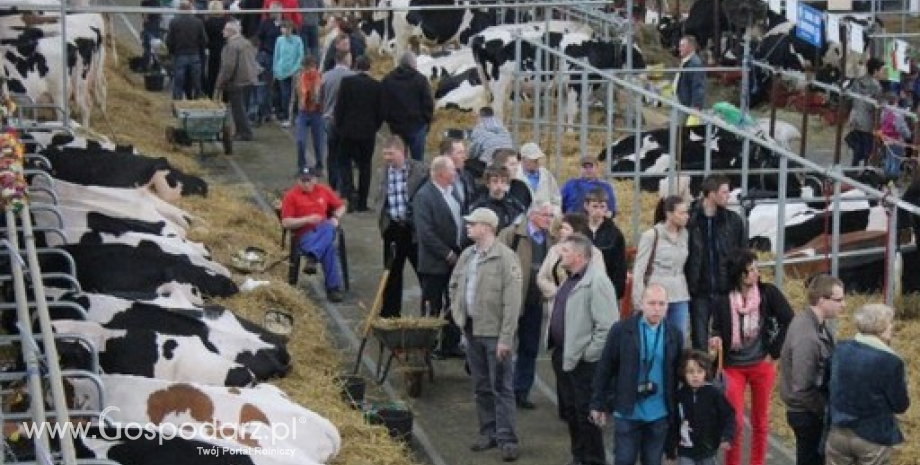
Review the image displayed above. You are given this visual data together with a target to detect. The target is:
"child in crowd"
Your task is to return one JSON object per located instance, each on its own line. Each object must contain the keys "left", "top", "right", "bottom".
{"left": 879, "top": 92, "right": 912, "bottom": 181}
{"left": 669, "top": 350, "right": 735, "bottom": 465}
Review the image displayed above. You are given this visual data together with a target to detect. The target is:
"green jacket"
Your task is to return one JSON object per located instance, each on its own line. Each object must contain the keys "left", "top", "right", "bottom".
{"left": 449, "top": 241, "right": 523, "bottom": 347}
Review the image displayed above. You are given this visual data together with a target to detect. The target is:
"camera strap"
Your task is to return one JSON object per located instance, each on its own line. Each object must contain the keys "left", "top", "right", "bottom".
{"left": 640, "top": 323, "right": 662, "bottom": 383}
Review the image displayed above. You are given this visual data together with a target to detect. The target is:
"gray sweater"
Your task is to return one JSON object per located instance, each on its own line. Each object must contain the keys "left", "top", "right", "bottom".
{"left": 632, "top": 223, "right": 690, "bottom": 307}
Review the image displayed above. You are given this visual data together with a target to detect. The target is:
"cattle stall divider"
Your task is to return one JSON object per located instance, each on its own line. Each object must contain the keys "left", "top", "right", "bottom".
{"left": 3, "top": 207, "right": 77, "bottom": 465}
{"left": 507, "top": 33, "right": 920, "bottom": 303}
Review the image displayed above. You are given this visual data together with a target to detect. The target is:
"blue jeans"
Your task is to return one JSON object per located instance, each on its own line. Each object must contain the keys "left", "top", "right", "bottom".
{"left": 885, "top": 143, "right": 904, "bottom": 179}
{"left": 298, "top": 221, "right": 342, "bottom": 291}
{"left": 613, "top": 416, "right": 670, "bottom": 465}
{"left": 513, "top": 301, "right": 542, "bottom": 399}
{"left": 248, "top": 82, "right": 269, "bottom": 122}
{"left": 171, "top": 54, "right": 202, "bottom": 100}
{"left": 846, "top": 130, "right": 875, "bottom": 167}
{"left": 296, "top": 110, "right": 325, "bottom": 170}
{"left": 690, "top": 293, "right": 724, "bottom": 350}
{"left": 325, "top": 119, "right": 341, "bottom": 191}
{"left": 401, "top": 125, "right": 428, "bottom": 162}
{"left": 141, "top": 28, "right": 160, "bottom": 68}
{"left": 667, "top": 301, "right": 690, "bottom": 345}
{"left": 465, "top": 330, "right": 518, "bottom": 445}
{"left": 277, "top": 77, "right": 293, "bottom": 122}
{"left": 300, "top": 24, "right": 320, "bottom": 60}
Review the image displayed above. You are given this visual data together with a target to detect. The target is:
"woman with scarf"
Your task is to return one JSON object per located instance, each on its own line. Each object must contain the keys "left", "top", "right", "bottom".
{"left": 708, "top": 249, "right": 793, "bottom": 465}
{"left": 825, "top": 303, "right": 909, "bottom": 465}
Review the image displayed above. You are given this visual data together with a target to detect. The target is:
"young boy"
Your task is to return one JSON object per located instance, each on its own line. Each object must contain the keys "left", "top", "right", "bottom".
{"left": 670, "top": 350, "right": 735, "bottom": 465}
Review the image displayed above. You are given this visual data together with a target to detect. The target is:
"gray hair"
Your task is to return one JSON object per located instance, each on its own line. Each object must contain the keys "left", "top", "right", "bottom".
{"left": 430, "top": 155, "right": 454, "bottom": 177}
{"left": 854, "top": 303, "right": 894, "bottom": 336}
{"left": 399, "top": 51, "right": 417, "bottom": 70}
{"left": 562, "top": 233, "right": 593, "bottom": 262}
{"left": 528, "top": 200, "right": 556, "bottom": 216}
{"left": 224, "top": 20, "right": 241, "bottom": 33}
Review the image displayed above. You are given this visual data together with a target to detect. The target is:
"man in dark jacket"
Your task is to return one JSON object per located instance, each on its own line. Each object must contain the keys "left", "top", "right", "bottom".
{"left": 381, "top": 51, "right": 434, "bottom": 162}
{"left": 590, "top": 284, "right": 683, "bottom": 465}
{"left": 166, "top": 1, "right": 207, "bottom": 100}
{"left": 376, "top": 136, "right": 428, "bottom": 318}
{"left": 413, "top": 156, "right": 465, "bottom": 357}
{"left": 685, "top": 174, "right": 745, "bottom": 350}
{"left": 335, "top": 55, "right": 382, "bottom": 212}
{"left": 469, "top": 166, "right": 528, "bottom": 233}
{"left": 441, "top": 138, "right": 477, "bottom": 213}
{"left": 676, "top": 35, "right": 705, "bottom": 121}
{"left": 140, "top": 0, "right": 163, "bottom": 72}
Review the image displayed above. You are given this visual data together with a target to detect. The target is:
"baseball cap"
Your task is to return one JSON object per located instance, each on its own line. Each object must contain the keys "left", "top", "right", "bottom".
{"left": 520, "top": 142, "right": 545, "bottom": 160}
{"left": 463, "top": 207, "right": 499, "bottom": 229}
{"left": 297, "top": 166, "right": 318, "bottom": 179}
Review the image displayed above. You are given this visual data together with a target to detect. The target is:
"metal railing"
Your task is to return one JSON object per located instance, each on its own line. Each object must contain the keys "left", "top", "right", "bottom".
{"left": 506, "top": 32, "right": 920, "bottom": 302}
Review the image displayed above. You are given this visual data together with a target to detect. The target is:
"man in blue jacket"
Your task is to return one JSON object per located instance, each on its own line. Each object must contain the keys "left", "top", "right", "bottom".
{"left": 675, "top": 35, "right": 705, "bottom": 123}
{"left": 590, "top": 283, "right": 684, "bottom": 465}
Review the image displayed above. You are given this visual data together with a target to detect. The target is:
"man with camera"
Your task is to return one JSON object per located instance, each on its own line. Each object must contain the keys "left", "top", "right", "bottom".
{"left": 589, "top": 283, "right": 684, "bottom": 465}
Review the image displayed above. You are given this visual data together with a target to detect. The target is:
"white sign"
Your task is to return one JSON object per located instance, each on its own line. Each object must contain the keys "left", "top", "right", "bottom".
{"left": 828, "top": 0, "right": 852, "bottom": 10}
{"left": 894, "top": 40, "right": 911, "bottom": 73}
{"left": 849, "top": 23, "right": 864, "bottom": 53}
{"left": 770, "top": 0, "right": 783, "bottom": 14}
{"left": 786, "top": 0, "right": 798, "bottom": 23}
{"left": 826, "top": 14, "right": 841, "bottom": 44}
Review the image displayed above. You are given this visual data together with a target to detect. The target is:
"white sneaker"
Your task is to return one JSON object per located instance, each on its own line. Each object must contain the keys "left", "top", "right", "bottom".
{"left": 280, "top": 120, "right": 291, "bottom": 128}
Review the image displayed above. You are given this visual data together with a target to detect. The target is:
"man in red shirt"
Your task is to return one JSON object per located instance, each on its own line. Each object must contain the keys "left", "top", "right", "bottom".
{"left": 281, "top": 167, "right": 347, "bottom": 302}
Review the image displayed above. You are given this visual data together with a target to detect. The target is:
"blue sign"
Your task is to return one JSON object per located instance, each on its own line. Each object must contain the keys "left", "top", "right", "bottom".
{"left": 796, "top": 3, "right": 824, "bottom": 47}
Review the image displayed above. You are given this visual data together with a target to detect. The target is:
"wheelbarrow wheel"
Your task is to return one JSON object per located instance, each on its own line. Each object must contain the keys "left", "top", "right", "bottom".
{"left": 223, "top": 126, "right": 233, "bottom": 155}
{"left": 406, "top": 371, "right": 423, "bottom": 398}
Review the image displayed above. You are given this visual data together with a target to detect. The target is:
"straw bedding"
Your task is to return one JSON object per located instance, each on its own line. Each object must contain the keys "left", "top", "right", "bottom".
{"left": 91, "top": 51, "right": 416, "bottom": 465}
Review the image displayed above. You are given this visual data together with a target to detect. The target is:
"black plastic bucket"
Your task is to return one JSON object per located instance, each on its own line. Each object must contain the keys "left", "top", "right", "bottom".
{"left": 335, "top": 374, "right": 365, "bottom": 409}
{"left": 144, "top": 72, "right": 166, "bottom": 92}
{"left": 369, "top": 407, "right": 413, "bottom": 442}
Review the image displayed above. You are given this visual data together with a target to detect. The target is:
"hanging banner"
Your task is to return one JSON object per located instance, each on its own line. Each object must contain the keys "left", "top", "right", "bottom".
{"left": 769, "top": 0, "right": 783, "bottom": 14}
{"left": 796, "top": 3, "right": 823, "bottom": 48}
{"left": 826, "top": 14, "right": 841, "bottom": 44}
{"left": 849, "top": 23, "right": 865, "bottom": 54}
{"left": 828, "top": 0, "right": 852, "bottom": 10}
{"left": 894, "top": 39, "right": 911, "bottom": 73}
{"left": 786, "top": 0, "right": 798, "bottom": 23}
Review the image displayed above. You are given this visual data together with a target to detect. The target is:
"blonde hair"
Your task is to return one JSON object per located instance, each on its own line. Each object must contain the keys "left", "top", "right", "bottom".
{"left": 208, "top": 0, "right": 224, "bottom": 11}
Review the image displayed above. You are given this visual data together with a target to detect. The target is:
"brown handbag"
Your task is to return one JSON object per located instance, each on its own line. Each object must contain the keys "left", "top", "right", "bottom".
{"left": 643, "top": 228, "right": 659, "bottom": 286}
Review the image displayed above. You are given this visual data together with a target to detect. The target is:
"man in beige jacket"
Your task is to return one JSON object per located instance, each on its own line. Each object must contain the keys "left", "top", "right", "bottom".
{"left": 450, "top": 207, "right": 523, "bottom": 462}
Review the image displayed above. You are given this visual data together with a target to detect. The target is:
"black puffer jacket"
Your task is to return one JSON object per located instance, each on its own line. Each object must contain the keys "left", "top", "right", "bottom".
{"left": 380, "top": 65, "right": 434, "bottom": 136}
{"left": 684, "top": 202, "right": 746, "bottom": 295}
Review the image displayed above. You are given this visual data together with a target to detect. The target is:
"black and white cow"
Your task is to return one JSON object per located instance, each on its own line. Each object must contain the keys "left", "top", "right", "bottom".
{"left": 358, "top": 8, "right": 396, "bottom": 56}
{"left": 37, "top": 143, "right": 209, "bottom": 200}
{"left": 749, "top": 13, "right": 880, "bottom": 107}
{"left": 470, "top": 21, "right": 594, "bottom": 121}
{"left": 0, "top": 13, "right": 108, "bottom": 126}
{"left": 434, "top": 66, "right": 488, "bottom": 111}
{"left": 391, "top": 0, "right": 496, "bottom": 64}
{"left": 52, "top": 243, "right": 238, "bottom": 298}
{"left": 598, "top": 121, "right": 805, "bottom": 196}
{"left": 47, "top": 289, "right": 290, "bottom": 383}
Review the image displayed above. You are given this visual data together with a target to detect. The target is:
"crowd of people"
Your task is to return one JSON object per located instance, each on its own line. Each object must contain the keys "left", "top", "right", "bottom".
{"left": 142, "top": 3, "right": 913, "bottom": 463}
{"left": 279, "top": 123, "right": 909, "bottom": 465}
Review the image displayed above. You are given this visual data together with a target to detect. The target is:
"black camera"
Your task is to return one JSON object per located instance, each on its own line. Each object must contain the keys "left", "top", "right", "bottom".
{"left": 637, "top": 382, "right": 657, "bottom": 397}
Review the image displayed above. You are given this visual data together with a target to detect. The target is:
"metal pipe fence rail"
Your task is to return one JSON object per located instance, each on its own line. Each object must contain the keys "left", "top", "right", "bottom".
{"left": 508, "top": 32, "right": 920, "bottom": 303}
